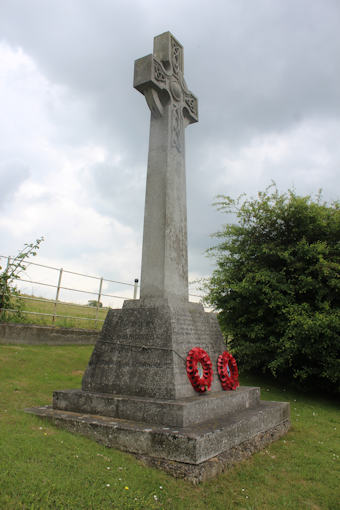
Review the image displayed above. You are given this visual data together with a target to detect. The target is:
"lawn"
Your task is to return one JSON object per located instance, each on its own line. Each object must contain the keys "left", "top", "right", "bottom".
{"left": 0, "top": 345, "right": 339, "bottom": 510}
{"left": 3, "top": 294, "right": 109, "bottom": 330}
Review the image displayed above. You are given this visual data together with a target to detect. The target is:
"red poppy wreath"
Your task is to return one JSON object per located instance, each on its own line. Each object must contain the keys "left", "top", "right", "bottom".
{"left": 217, "top": 351, "right": 239, "bottom": 390}
{"left": 186, "top": 347, "right": 213, "bottom": 393}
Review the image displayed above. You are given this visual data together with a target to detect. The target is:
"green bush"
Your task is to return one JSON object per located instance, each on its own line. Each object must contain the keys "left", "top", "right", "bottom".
{"left": 206, "top": 185, "right": 340, "bottom": 393}
{"left": 0, "top": 237, "right": 44, "bottom": 321}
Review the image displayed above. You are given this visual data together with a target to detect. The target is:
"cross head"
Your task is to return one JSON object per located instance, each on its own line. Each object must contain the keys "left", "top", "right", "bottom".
{"left": 134, "top": 32, "right": 198, "bottom": 153}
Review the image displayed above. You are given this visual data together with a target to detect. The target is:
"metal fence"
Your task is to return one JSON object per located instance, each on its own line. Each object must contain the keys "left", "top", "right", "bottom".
{"left": 0, "top": 255, "right": 205, "bottom": 328}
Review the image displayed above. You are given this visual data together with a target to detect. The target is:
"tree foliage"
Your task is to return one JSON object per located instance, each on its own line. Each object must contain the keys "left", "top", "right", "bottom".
{"left": 0, "top": 237, "right": 44, "bottom": 321}
{"left": 88, "top": 300, "right": 103, "bottom": 308}
{"left": 206, "top": 185, "right": 340, "bottom": 393}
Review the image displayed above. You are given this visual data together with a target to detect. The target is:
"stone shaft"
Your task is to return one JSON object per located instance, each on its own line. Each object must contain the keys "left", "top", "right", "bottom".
{"left": 141, "top": 106, "right": 188, "bottom": 301}
{"left": 134, "top": 32, "right": 198, "bottom": 302}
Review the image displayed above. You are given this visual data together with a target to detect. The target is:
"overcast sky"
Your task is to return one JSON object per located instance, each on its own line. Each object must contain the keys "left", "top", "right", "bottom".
{"left": 1, "top": 0, "right": 339, "bottom": 303}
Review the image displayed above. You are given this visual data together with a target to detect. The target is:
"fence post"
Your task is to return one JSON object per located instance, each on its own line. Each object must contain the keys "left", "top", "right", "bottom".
{"left": 52, "top": 268, "right": 63, "bottom": 325}
{"left": 95, "top": 277, "right": 103, "bottom": 327}
{"left": 133, "top": 278, "right": 139, "bottom": 299}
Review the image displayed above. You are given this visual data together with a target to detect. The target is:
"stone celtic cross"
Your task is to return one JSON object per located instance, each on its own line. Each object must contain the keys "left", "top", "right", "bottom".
{"left": 134, "top": 32, "right": 198, "bottom": 302}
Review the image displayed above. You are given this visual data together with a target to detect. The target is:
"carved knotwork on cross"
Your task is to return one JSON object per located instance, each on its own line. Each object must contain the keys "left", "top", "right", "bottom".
{"left": 134, "top": 32, "right": 198, "bottom": 153}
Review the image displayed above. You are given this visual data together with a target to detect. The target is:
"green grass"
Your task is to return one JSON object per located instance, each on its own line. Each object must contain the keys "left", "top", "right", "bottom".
{"left": 0, "top": 345, "right": 339, "bottom": 510}
{"left": 3, "top": 294, "right": 109, "bottom": 330}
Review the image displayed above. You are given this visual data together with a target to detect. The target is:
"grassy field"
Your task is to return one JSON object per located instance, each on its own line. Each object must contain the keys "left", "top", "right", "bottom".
{"left": 3, "top": 294, "right": 109, "bottom": 330}
{"left": 0, "top": 344, "right": 339, "bottom": 510}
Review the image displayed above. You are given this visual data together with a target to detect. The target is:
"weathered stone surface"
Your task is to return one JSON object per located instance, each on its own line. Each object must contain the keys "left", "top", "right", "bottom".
{"left": 26, "top": 400, "right": 290, "bottom": 466}
{"left": 53, "top": 386, "right": 261, "bottom": 427}
{"left": 137, "top": 419, "right": 291, "bottom": 484}
{"left": 81, "top": 299, "right": 226, "bottom": 400}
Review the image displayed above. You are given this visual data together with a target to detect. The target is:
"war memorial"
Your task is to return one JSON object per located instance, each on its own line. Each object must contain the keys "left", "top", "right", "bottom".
{"left": 27, "top": 32, "right": 290, "bottom": 482}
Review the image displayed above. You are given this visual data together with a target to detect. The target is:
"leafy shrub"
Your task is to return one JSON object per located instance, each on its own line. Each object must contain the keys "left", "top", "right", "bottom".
{"left": 206, "top": 185, "right": 340, "bottom": 393}
{"left": 0, "top": 237, "right": 44, "bottom": 321}
{"left": 88, "top": 300, "right": 103, "bottom": 308}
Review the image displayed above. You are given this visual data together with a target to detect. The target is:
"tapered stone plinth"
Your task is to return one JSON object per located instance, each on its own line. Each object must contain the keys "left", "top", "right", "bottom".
{"left": 81, "top": 299, "right": 225, "bottom": 400}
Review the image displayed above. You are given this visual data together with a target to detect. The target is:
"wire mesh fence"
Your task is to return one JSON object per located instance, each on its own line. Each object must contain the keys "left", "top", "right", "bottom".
{"left": 0, "top": 255, "right": 205, "bottom": 330}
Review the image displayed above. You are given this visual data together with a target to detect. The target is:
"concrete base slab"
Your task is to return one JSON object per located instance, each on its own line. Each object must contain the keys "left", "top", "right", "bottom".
{"left": 53, "top": 386, "right": 261, "bottom": 427}
{"left": 26, "top": 399, "right": 290, "bottom": 467}
{"left": 0, "top": 322, "right": 98, "bottom": 345}
{"left": 137, "top": 419, "right": 290, "bottom": 483}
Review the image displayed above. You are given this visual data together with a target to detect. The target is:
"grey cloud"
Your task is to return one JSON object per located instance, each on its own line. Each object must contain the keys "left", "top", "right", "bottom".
{"left": 82, "top": 159, "right": 146, "bottom": 231}
{"left": 0, "top": 161, "right": 30, "bottom": 207}
{"left": 2, "top": 0, "right": 339, "bottom": 151}
{"left": 0, "top": 0, "right": 339, "bottom": 279}
{"left": 190, "top": 2, "right": 340, "bottom": 147}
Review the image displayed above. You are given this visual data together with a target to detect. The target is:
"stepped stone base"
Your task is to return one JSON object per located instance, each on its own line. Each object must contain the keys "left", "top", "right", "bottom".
{"left": 26, "top": 399, "right": 290, "bottom": 467}
{"left": 137, "top": 419, "right": 290, "bottom": 483}
{"left": 53, "top": 386, "right": 260, "bottom": 428}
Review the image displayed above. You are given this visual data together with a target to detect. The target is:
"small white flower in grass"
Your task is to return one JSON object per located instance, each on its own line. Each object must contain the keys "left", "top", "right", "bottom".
{"left": 39, "top": 427, "right": 43, "bottom": 430}
{"left": 159, "top": 486, "right": 163, "bottom": 489}
{"left": 246, "top": 496, "right": 249, "bottom": 499}
{"left": 312, "top": 412, "right": 316, "bottom": 416}
{"left": 153, "top": 495, "right": 158, "bottom": 501}
{"left": 106, "top": 484, "right": 110, "bottom": 487}
{"left": 118, "top": 478, "right": 122, "bottom": 481}
{"left": 242, "top": 488, "right": 245, "bottom": 492}
{"left": 107, "top": 467, "right": 111, "bottom": 470}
